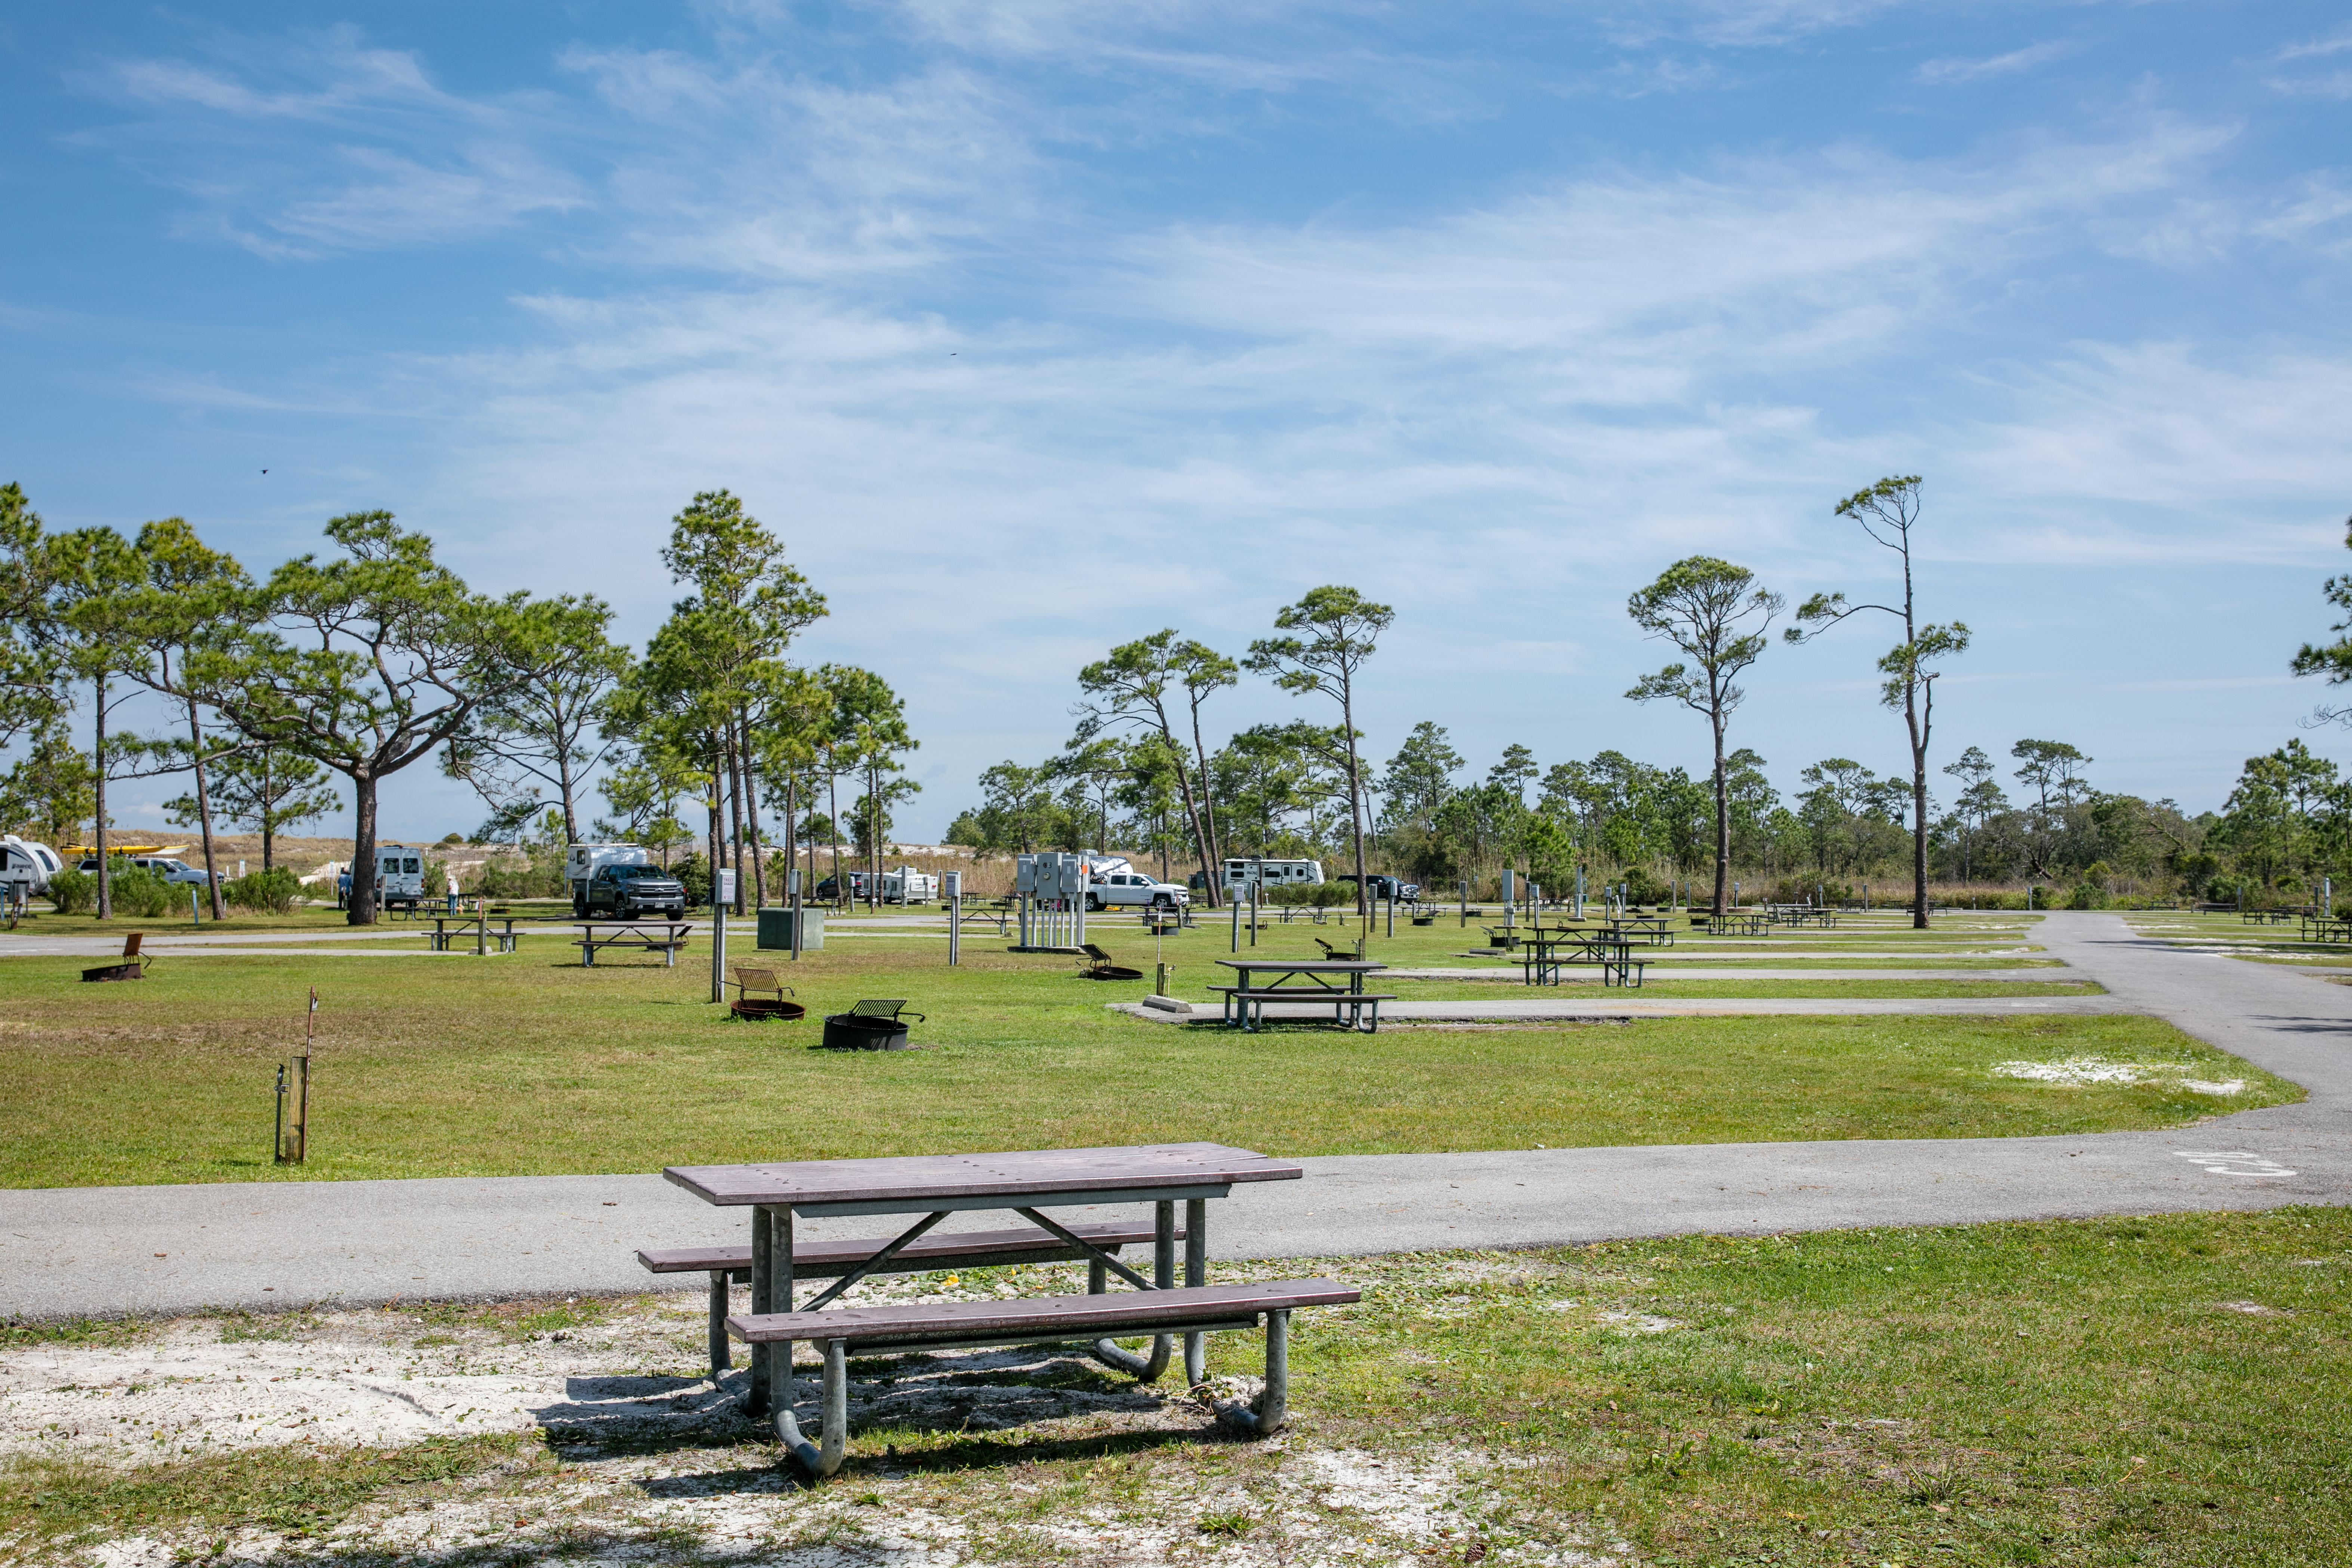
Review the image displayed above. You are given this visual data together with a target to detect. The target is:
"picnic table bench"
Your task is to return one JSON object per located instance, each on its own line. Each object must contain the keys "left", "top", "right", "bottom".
{"left": 574, "top": 919, "right": 693, "bottom": 967}
{"left": 661, "top": 1142, "right": 1334, "bottom": 1476}
{"left": 427, "top": 913, "right": 521, "bottom": 953}
{"left": 1211, "top": 958, "right": 1393, "bottom": 1031}
{"left": 2243, "top": 908, "right": 2301, "bottom": 925}
{"left": 1606, "top": 915, "right": 1678, "bottom": 948}
{"left": 1516, "top": 927, "right": 1645, "bottom": 987}
{"left": 2299, "top": 912, "right": 2352, "bottom": 944}
{"left": 954, "top": 897, "right": 1016, "bottom": 935}
{"left": 1768, "top": 905, "right": 1839, "bottom": 929}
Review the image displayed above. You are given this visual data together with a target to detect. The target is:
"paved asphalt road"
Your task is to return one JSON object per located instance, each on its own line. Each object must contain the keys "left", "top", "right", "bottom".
{"left": 3, "top": 913, "right": 2345, "bottom": 1321}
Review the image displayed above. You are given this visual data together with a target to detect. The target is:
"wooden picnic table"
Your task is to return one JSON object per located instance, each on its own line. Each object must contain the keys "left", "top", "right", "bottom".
{"left": 2299, "top": 912, "right": 2352, "bottom": 943}
{"left": 1515, "top": 927, "right": 1644, "bottom": 987}
{"left": 1211, "top": 958, "right": 1394, "bottom": 1032}
{"left": 427, "top": 913, "right": 521, "bottom": 954}
{"left": 1699, "top": 911, "right": 1771, "bottom": 936}
{"left": 574, "top": 919, "right": 693, "bottom": 967}
{"left": 1767, "top": 905, "right": 1839, "bottom": 929}
{"left": 664, "top": 1142, "right": 1304, "bottom": 1417}
{"left": 1603, "top": 915, "right": 1678, "bottom": 948}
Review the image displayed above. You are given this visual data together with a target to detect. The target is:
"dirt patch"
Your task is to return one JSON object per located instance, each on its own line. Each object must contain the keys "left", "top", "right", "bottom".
{"left": 2, "top": 1270, "right": 1619, "bottom": 1567}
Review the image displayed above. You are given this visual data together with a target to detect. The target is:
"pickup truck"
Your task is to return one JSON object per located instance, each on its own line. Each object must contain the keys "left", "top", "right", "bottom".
{"left": 1086, "top": 869, "right": 1189, "bottom": 911}
{"left": 580, "top": 862, "right": 688, "bottom": 919}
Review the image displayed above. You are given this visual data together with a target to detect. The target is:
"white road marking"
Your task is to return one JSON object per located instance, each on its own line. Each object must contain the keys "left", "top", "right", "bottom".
{"left": 2172, "top": 1150, "right": 2299, "bottom": 1177}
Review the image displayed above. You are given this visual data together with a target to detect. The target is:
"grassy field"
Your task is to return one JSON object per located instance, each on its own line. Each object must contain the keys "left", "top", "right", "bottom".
{"left": 4, "top": 1207, "right": 2344, "bottom": 1565}
{"left": 0, "top": 916, "right": 2288, "bottom": 1189}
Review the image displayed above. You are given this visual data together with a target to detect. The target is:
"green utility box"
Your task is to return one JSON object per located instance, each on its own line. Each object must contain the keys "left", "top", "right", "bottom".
{"left": 757, "top": 908, "right": 823, "bottom": 951}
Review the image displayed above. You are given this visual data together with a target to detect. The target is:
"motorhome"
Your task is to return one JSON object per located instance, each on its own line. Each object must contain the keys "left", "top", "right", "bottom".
{"left": 815, "top": 866, "right": 939, "bottom": 904}
{"left": 1222, "top": 858, "right": 1324, "bottom": 894}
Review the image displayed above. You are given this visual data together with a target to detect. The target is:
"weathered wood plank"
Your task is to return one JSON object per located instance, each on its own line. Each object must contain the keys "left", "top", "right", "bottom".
{"left": 635, "top": 1220, "right": 1176, "bottom": 1275}
{"left": 727, "top": 1278, "right": 1359, "bottom": 1343}
{"left": 666, "top": 1142, "right": 1301, "bottom": 1208}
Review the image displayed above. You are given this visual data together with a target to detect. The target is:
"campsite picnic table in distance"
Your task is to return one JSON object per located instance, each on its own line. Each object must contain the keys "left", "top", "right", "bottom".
{"left": 427, "top": 913, "right": 522, "bottom": 953}
{"left": 655, "top": 1142, "right": 1341, "bottom": 1475}
{"left": 1516, "top": 926, "right": 1645, "bottom": 987}
{"left": 574, "top": 919, "right": 694, "bottom": 967}
{"left": 1211, "top": 957, "right": 1395, "bottom": 1032}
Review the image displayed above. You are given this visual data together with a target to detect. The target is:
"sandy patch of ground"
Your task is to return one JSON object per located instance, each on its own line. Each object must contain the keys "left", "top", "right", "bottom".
{"left": 5, "top": 1265, "right": 1622, "bottom": 1568}
{"left": 1991, "top": 1057, "right": 2244, "bottom": 1093}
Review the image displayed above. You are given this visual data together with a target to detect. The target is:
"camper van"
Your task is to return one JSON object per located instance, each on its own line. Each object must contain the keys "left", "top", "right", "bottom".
{"left": 1222, "top": 858, "right": 1325, "bottom": 894}
{"left": 372, "top": 844, "right": 428, "bottom": 911}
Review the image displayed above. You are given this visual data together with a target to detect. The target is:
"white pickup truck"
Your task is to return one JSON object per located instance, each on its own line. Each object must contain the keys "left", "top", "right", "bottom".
{"left": 1085, "top": 865, "right": 1189, "bottom": 911}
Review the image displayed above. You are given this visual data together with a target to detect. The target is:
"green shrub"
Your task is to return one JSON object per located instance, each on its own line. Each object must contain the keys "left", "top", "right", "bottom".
{"left": 224, "top": 867, "right": 302, "bottom": 915}
{"left": 2066, "top": 881, "right": 2108, "bottom": 910}
{"left": 45, "top": 869, "right": 92, "bottom": 914}
{"left": 471, "top": 852, "right": 565, "bottom": 900}
{"left": 107, "top": 865, "right": 176, "bottom": 918}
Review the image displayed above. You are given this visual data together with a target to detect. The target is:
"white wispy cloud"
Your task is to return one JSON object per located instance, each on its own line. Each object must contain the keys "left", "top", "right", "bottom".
{"left": 1915, "top": 40, "right": 2072, "bottom": 85}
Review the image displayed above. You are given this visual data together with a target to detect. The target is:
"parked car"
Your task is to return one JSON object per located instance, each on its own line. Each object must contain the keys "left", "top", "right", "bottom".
{"left": 1333, "top": 873, "right": 1419, "bottom": 903}
{"left": 75, "top": 854, "right": 215, "bottom": 887}
{"left": 580, "top": 861, "right": 687, "bottom": 919}
{"left": 1085, "top": 869, "right": 1188, "bottom": 911}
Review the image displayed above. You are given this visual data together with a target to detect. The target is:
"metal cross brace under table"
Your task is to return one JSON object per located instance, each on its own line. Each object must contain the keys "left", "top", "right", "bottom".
{"left": 662, "top": 1143, "right": 1303, "bottom": 1443}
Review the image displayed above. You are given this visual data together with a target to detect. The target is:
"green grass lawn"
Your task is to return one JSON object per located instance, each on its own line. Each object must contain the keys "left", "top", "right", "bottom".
{"left": 0, "top": 924, "right": 2288, "bottom": 1189}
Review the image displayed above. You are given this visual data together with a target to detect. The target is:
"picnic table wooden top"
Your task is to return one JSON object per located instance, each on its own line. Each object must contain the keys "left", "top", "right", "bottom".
{"left": 574, "top": 919, "right": 693, "bottom": 931}
{"left": 1215, "top": 958, "right": 1388, "bottom": 973}
{"left": 665, "top": 1140, "right": 1302, "bottom": 1208}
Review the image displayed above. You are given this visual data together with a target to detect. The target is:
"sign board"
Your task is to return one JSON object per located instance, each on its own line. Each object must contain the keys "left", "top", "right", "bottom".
{"left": 942, "top": 871, "right": 962, "bottom": 899}
{"left": 716, "top": 868, "right": 737, "bottom": 905}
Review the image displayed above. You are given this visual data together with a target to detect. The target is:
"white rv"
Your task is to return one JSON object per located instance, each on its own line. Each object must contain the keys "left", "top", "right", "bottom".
{"left": 0, "top": 836, "right": 61, "bottom": 904}
{"left": 1222, "top": 857, "right": 1324, "bottom": 894}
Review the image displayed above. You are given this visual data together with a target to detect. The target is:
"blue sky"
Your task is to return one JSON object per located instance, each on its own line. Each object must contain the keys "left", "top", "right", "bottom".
{"left": 5, "top": 1, "right": 2351, "bottom": 843}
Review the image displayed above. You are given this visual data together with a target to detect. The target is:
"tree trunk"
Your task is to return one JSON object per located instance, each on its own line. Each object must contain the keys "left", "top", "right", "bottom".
{"left": 260, "top": 748, "right": 275, "bottom": 873}
{"left": 557, "top": 743, "right": 580, "bottom": 848}
{"left": 1711, "top": 707, "right": 1730, "bottom": 915}
{"left": 1341, "top": 687, "right": 1369, "bottom": 920}
{"left": 186, "top": 701, "right": 225, "bottom": 919}
{"left": 727, "top": 735, "right": 749, "bottom": 917}
{"left": 827, "top": 768, "right": 843, "bottom": 904}
{"left": 1907, "top": 686, "right": 1930, "bottom": 930}
{"left": 349, "top": 775, "right": 379, "bottom": 925}
{"left": 1188, "top": 703, "right": 1224, "bottom": 873}
{"left": 1169, "top": 739, "right": 1219, "bottom": 908}
{"left": 93, "top": 672, "right": 111, "bottom": 920}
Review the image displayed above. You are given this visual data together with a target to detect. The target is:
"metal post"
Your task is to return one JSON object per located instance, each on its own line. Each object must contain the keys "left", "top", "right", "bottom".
{"left": 1249, "top": 877, "right": 1258, "bottom": 947}
{"left": 1385, "top": 892, "right": 1393, "bottom": 937}
{"left": 1230, "top": 896, "right": 1240, "bottom": 952}
{"left": 789, "top": 869, "right": 803, "bottom": 961}
{"left": 1459, "top": 879, "right": 1467, "bottom": 927}
{"left": 949, "top": 891, "right": 960, "bottom": 964}
{"left": 1184, "top": 1196, "right": 1207, "bottom": 1386}
{"left": 710, "top": 865, "right": 727, "bottom": 1004}
{"left": 272, "top": 1062, "right": 287, "bottom": 1163}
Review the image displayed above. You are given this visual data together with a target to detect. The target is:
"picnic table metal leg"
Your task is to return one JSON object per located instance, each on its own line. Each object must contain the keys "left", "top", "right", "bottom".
{"left": 1184, "top": 1198, "right": 1208, "bottom": 1386}
{"left": 747, "top": 1206, "right": 771, "bottom": 1413}
{"left": 707, "top": 1270, "right": 732, "bottom": 1381}
{"left": 772, "top": 1337, "right": 842, "bottom": 1477}
{"left": 1215, "top": 1307, "right": 1289, "bottom": 1435}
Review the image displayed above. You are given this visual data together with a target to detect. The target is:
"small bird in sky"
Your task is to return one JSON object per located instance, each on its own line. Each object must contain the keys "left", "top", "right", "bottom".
{"left": 261, "top": 469, "right": 269, "bottom": 475}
